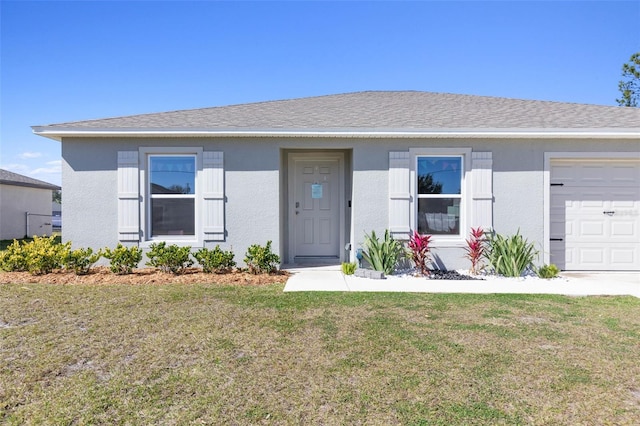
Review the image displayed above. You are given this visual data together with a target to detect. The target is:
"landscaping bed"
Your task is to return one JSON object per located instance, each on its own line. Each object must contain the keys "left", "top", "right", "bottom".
{"left": 0, "top": 267, "right": 288, "bottom": 286}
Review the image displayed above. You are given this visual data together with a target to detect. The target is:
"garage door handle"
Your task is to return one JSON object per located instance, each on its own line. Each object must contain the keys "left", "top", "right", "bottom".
{"left": 603, "top": 211, "right": 615, "bottom": 216}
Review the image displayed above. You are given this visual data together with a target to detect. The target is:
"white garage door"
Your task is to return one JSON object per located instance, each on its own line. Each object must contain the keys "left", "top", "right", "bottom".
{"left": 550, "top": 159, "right": 640, "bottom": 271}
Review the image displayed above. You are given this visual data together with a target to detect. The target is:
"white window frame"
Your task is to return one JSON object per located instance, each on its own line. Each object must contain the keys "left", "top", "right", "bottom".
{"left": 139, "top": 147, "right": 203, "bottom": 247}
{"left": 410, "top": 147, "right": 471, "bottom": 246}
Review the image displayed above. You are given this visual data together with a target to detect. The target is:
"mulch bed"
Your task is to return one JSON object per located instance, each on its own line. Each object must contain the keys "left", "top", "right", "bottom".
{"left": 0, "top": 267, "right": 289, "bottom": 286}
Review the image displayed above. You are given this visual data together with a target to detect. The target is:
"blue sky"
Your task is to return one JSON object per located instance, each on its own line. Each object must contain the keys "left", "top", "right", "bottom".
{"left": 1, "top": 0, "right": 639, "bottom": 187}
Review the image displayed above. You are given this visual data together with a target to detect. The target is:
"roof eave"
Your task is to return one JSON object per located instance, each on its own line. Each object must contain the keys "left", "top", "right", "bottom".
{"left": 32, "top": 127, "right": 640, "bottom": 140}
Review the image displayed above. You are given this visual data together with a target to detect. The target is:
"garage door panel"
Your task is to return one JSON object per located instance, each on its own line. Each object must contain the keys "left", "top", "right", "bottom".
{"left": 553, "top": 161, "right": 640, "bottom": 187}
{"left": 564, "top": 244, "right": 639, "bottom": 271}
{"left": 611, "top": 221, "right": 636, "bottom": 237}
{"left": 550, "top": 159, "right": 640, "bottom": 271}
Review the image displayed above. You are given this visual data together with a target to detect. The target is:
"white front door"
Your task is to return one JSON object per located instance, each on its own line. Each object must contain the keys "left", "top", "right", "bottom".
{"left": 289, "top": 154, "right": 343, "bottom": 262}
{"left": 550, "top": 159, "right": 640, "bottom": 270}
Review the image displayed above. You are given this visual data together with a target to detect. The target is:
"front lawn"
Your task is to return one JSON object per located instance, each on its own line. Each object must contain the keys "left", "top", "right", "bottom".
{"left": 1, "top": 283, "right": 639, "bottom": 424}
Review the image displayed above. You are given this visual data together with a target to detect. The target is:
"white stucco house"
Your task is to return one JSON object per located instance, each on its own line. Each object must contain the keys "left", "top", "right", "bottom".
{"left": 32, "top": 91, "right": 640, "bottom": 271}
{"left": 0, "top": 169, "right": 61, "bottom": 240}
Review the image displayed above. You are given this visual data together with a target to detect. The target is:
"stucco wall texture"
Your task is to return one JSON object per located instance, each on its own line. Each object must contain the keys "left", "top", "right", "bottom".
{"left": 61, "top": 137, "right": 639, "bottom": 270}
{"left": 0, "top": 184, "right": 54, "bottom": 240}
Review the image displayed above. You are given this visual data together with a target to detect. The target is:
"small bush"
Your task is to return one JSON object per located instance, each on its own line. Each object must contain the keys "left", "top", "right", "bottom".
{"left": 537, "top": 264, "right": 560, "bottom": 279}
{"left": 244, "top": 241, "right": 280, "bottom": 274}
{"left": 64, "top": 247, "right": 102, "bottom": 275}
{"left": 362, "top": 230, "right": 402, "bottom": 275}
{"left": 146, "top": 242, "right": 193, "bottom": 274}
{"left": 194, "top": 246, "right": 236, "bottom": 273}
{"left": 0, "top": 236, "right": 70, "bottom": 275}
{"left": 485, "top": 230, "right": 538, "bottom": 277}
{"left": 406, "top": 230, "right": 432, "bottom": 276}
{"left": 341, "top": 262, "right": 357, "bottom": 275}
{"left": 0, "top": 240, "right": 28, "bottom": 272}
{"left": 103, "top": 243, "right": 143, "bottom": 275}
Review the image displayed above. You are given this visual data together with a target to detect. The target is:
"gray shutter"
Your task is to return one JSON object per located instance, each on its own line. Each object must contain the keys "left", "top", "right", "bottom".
{"left": 389, "top": 151, "right": 411, "bottom": 238}
{"left": 117, "top": 151, "right": 140, "bottom": 241}
{"left": 471, "top": 152, "right": 493, "bottom": 231}
{"left": 203, "top": 151, "right": 225, "bottom": 241}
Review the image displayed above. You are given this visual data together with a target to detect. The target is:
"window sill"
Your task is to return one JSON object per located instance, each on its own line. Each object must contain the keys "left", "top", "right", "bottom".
{"left": 140, "top": 238, "right": 203, "bottom": 249}
{"left": 429, "top": 238, "right": 466, "bottom": 248}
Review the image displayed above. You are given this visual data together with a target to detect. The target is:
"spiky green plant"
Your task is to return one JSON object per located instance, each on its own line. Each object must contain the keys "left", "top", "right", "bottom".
{"left": 341, "top": 262, "right": 357, "bottom": 275}
{"left": 485, "top": 230, "right": 538, "bottom": 277}
{"left": 362, "top": 230, "right": 402, "bottom": 275}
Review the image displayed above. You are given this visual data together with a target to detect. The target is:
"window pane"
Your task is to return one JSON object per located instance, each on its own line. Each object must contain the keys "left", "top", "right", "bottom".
{"left": 417, "top": 157, "right": 462, "bottom": 194}
{"left": 150, "top": 156, "right": 195, "bottom": 194}
{"left": 151, "top": 199, "right": 195, "bottom": 236}
{"left": 417, "top": 198, "right": 460, "bottom": 235}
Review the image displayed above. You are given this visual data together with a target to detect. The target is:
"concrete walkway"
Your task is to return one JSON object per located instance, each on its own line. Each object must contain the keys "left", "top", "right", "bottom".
{"left": 284, "top": 265, "right": 640, "bottom": 297}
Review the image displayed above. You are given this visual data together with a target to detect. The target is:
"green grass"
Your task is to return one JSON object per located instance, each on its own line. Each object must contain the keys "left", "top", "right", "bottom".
{"left": 1, "top": 283, "right": 640, "bottom": 424}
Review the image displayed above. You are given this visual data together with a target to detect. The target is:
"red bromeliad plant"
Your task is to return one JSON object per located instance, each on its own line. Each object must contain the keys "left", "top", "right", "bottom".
{"left": 407, "top": 230, "right": 432, "bottom": 276}
{"left": 464, "top": 227, "right": 486, "bottom": 275}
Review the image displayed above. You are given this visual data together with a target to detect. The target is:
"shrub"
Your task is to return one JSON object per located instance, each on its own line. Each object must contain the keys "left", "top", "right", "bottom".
{"left": 64, "top": 247, "right": 102, "bottom": 275}
{"left": 537, "top": 264, "right": 560, "bottom": 279}
{"left": 362, "top": 230, "right": 402, "bottom": 275}
{"left": 464, "top": 227, "right": 487, "bottom": 275}
{"left": 244, "top": 241, "right": 280, "bottom": 274}
{"left": 194, "top": 246, "right": 236, "bottom": 273}
{"left": 146, "top": 242, "right": 193, "bottom": 274}
{"left": 103, "top": 243, "right": 143, "bottom": 275}
{"left": 341, "top": 262, "right": 357, "bottom": 275}
{"left": 485, "top": 230, "right": 538, "bottom": 277}
{"left": 0, "top": 236, "right": 70, "bottom": 275}
{"left": 0, "top": 240, "right": 28, "bottom": 272}
{"left": 406, "top": 230, "right": 432, "bottom": 276}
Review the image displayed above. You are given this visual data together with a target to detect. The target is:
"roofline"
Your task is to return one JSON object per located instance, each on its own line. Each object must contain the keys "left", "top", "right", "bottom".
{"left": 0, "top": 180, "right": 61, "bottom": 191}
{"left": 32, "top": 127, "right": 640, "bottom": 141}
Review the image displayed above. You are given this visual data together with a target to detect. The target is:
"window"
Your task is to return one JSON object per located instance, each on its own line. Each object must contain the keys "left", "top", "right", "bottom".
{"left": 148, "top": 155, "right": 196, "bottom": 237}
{"left": 118, "top": 148, "right": 224, "bottom": 245}
{"left": 390, "top": 149, "right": 490, "bottom": 246}
{"left": 416, "top": 155, "right": 463, "bottom": 236}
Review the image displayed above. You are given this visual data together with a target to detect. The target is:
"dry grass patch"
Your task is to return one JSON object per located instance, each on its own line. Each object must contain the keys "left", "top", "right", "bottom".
{"left": 1, "top": 284, "right": 639, "bottom": 425}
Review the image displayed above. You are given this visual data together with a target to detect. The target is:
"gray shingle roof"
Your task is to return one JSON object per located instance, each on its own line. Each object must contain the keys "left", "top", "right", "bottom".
{"left": 34, "top": 91, "right": 640, "bottom": 133}
{"left": 0, "top": 169, "right": 60, "bottom": 190}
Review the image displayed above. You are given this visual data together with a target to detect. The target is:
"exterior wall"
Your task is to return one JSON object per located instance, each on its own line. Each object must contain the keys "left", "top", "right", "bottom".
{"left": 61, "top": 135, "right": 639, "bottom": 270}
{"left": 0, "top": 184, "right": 54, "bottom": 239}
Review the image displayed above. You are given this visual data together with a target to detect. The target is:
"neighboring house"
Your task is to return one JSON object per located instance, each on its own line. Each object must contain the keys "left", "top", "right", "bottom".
{"left": 32, "top": 91, "right": 640, "bottom": 271}
{"left": 52, "top": 201, "right": 62, "bottom": 229}
{"left": 0, "top": 169, "right": 61, "bottom": 240}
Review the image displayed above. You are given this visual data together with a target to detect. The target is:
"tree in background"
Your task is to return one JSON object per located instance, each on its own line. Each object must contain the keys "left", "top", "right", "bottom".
{"left": 52, "top": 190, "right": 62, "bottom": 204}
{"left": 617, "top": 52, "right": 640, "bottom": 107}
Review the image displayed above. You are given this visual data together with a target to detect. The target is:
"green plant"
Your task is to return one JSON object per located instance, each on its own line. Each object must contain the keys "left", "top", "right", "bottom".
{"left": 194, "top": 246, "right": 236, "bottom": 273}
{"left": 406, "top": 230, "right": 432, "bottom": 276}
{"left": 0, "top": 239, "right": 28, "bottom": 272}
{"left": 537, "top": 264, "right": 560, "bottom": 279}
{"left": 341, "top": 262, "right": 357, "bottom": 275}
{"left": 64, "top": 247, "right": 102, "bottom": 275}
{"left": 362, "top": 230, "right": 402, "bottom": 275}
{"left": 103, "top": 243, "right": 143, "bottom": 275}
{"left": 485, "top": 230, "right": 538, "bottom": 277}
{"left": 146, "top": 242, "right": 193, "bottom": 274}
{"left": 464, "top": 227, "right": 487, "bottom": 275}
{"left": 244, "top": 241, "right": 280, "bottom": 274}
{"left": 0, "top": 235, "right": 70, "bottom": 275}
